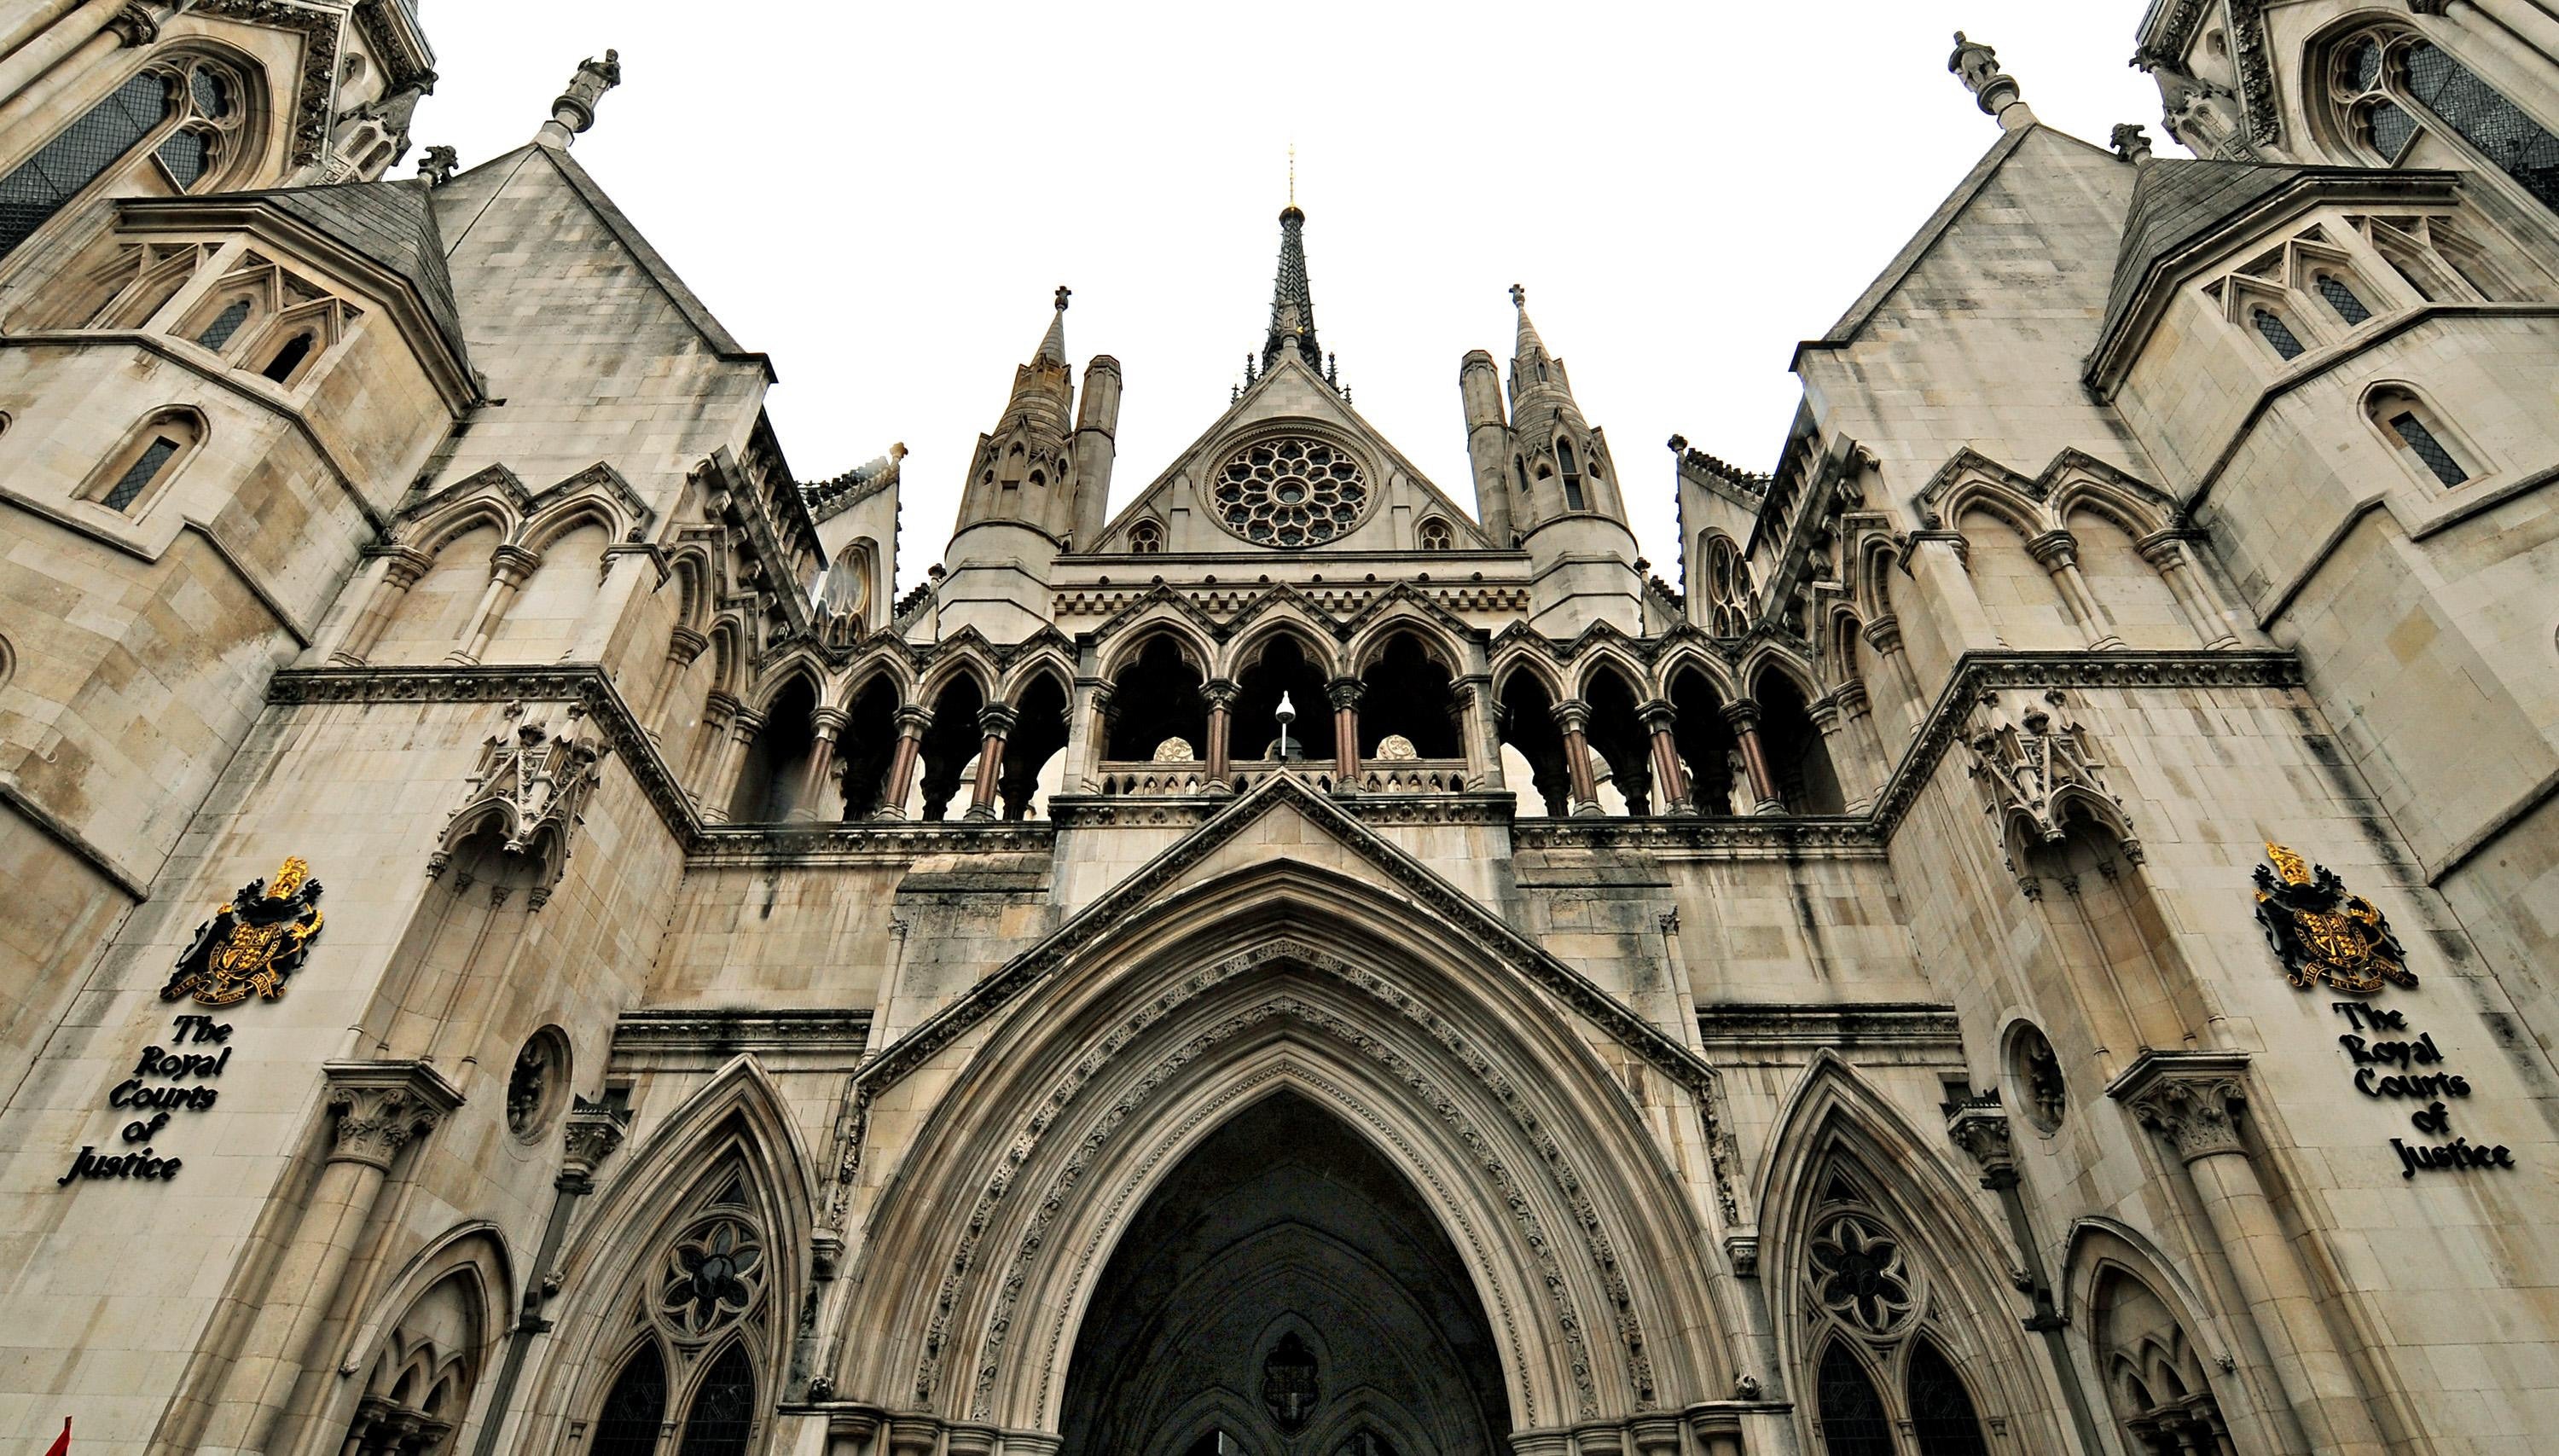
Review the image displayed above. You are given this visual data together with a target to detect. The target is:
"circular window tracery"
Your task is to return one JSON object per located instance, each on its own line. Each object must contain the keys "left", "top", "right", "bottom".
{"left": 1808, "top": 1209, "right": 1918, "bottom": 1337}
{"left": 654, "top": 1211, "right": 767, "bottom": 1342}
{"left": 1212, "top": 436, "right": 1370, "bottom": 547}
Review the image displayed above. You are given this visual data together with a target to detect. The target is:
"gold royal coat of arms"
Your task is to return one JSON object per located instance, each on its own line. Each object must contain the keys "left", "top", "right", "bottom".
{"left": 161, "top": 856, "right": 326, "bottom": 1006}
{"left": 2251, "top": 843, "right": 2414, "bottom": 995}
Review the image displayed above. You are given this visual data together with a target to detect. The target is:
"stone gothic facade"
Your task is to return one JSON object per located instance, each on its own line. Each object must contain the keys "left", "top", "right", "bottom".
{"left": 0, "top": 3, "right": 2554, "bottom": 1456}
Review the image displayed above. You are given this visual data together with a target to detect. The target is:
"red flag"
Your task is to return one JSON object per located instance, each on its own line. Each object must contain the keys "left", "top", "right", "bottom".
{"left": 43, "top": 1419, "right": 67, "bottom": 1456}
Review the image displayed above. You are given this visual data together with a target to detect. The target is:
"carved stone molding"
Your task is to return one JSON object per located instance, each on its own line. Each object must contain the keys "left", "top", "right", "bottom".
{"left": 2110, "top": 1052, "right": 2254, "bottom": 1163}
{"left": 192, "top": 0, "right": 341, "bottom": 165}
{"left": 107, "top": 3, "right": 157, "bottom": 47}
{"left": 610, "top": 1007, "right": 872, "bottom": 1060}
{"left": 559, "top": 1093, "right": 632, "bottom": 1185}
{"left": 322, "top": 1060, "right": 464, "bottom": 1171}
{"left": 1963, "top": 687, "right": 2134, "bottom": 887}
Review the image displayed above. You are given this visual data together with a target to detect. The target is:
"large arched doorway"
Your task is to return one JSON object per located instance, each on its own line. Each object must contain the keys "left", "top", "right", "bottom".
{"left": 1057, "top": 1092, "right": 1509, "bottom": 1456}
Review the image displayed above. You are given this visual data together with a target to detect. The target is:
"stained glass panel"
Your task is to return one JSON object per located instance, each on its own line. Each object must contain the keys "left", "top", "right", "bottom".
{"left": 189, "top": 67, "right": 230, "bottom": 119}
{"left": 2390, "top": 412, "right": 2469, "bottom": 485}
{"left": 675, "top": 1343, "right": 757, "bottom": 1456}
{"left": 0, "top": 73, "right": 171, "bottom": 257}
{"left": 156, "top": 128, "right": 206, "bottom": 189}
{"left": 1815, "top": 1342, "right": 1895, "bottom": 1456}
{"left": 588, "top": 1345, "right": 667, "bottom": 1456}
{"left": 1907, "top": 1340, "right": 1993, "bottom": 1456}
{"left": 102, "top": 436, "right": 177, "bottom": 511}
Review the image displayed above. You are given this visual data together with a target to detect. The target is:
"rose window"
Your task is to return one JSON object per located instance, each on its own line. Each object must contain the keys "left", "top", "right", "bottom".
{"left": 1808, "top": 1212, "right": 1917, "bottom": 1336}
{"left": 655, "top": 1213, "right": 766, "bottom": 1340}
{"left": 1213, "top": 437, "right": 1368, "bottom": 547}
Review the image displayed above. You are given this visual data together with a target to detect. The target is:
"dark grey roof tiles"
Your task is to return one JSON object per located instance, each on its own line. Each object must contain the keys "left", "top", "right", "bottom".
{"left": 215, "top": 178, "right": 468, "bottom": 373}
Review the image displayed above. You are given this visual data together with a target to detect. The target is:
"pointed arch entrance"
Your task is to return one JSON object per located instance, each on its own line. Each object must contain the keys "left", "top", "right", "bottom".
{"left": 1058, "top": 1090, "right": 1506, "bottom": 1456}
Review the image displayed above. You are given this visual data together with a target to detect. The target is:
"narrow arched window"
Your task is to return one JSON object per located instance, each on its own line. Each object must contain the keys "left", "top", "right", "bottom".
{"left": 1417, "top": 518, "right": 1452, "bottom": 551}
{"left": 1512, "top": 455, "right": 1529, "bottom": 498}
{"left": 1128, "top": 519, "right": 1163, "bottom": 554}
{"left": 675, "top": 1343, "right": 756, "bottom": 1456}
{"left": 87, "top": 409, "right": 201, "bottom": 514}
{"left": 2315, "top": 272, "right": 2373, "bottom": 324}
{"left": 1906, "top": 1340, "right": 1993, "bottom": 1456}
{"left": 1557, "top": 438, "right": 1585, "bottom": 510}
{"left": 258, "top": 329, "right": 314, "bottom": 384}
{"left": 2369, "top": 386, "right": 2473, "bottom": 486}
{"left": 0, "top": 56, "right": 248, "bottom": 258}
{"left": 194, "top": 297, "right": 252, "bottom": 351}
{"left": 1814, "top": 1342, "right": 1895, "bottom": 1456}
{"left": 2252, "top": 307, "right": 2307, "bottom": 360}
{"left": 589, "top": 1345, "right": 669, "bottom": 1456}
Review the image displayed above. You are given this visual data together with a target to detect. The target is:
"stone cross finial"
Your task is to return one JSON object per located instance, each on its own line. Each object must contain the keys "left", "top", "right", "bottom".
{"left": 1949, "top": 31, "right": 2033, "bottom": 129}
{"left": 1054, "top": 284, "right": 1071, "bottom": 311}
{"left": 1508, "top": 282, "right": 1526, "bottom": 309}
{"left": 538, "top": 48, "right": 623, "bottom": 147}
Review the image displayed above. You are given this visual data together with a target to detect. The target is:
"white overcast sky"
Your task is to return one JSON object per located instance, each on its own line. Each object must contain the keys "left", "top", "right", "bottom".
{"left": 410, "top": 2, "right": 2164, "bottom": 587}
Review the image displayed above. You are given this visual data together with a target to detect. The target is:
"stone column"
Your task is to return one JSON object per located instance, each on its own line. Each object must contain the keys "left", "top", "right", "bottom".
{"left": 2115, "top": 1055, "right": 2383, "bottom": 1456}
{"left": 1627, "top": 1417, "right": 1682, "bottom": 1456}
{"left": 0, "top": 0, "right": 90, "bottom": 67}
{"left": 1326, "top": 677, "right": 1364, "bottom": 789}
{"left": 1721, "top": 700, "right": 1784, "bottom": 815}
{"left": 1833, "top": 681, "right": 1886, "bottom": 814}
{"left": 0, "top": 0, "right": 139, "bottom": 127}
{"left": 2027, "top": 529, "right": 2126, "bottom": 651}
{"left": 1550, "top": 699, "right": 1602, "bottom": 815}
{"left": 1903, "top": 529, "right": 2001, "bottom": 657}
{"left": 1808, "top": 695, "right": 1866, "bottom": 813}
{"left": 2138, "top": 530, "right": 2241, "bottom": 649}
{"left": 328, "top": 548, "right": 430, "bottom": 666}
{"left": 700, "top": 707, "right": 763, "bottom": 825}
{"left": 1074, "top": 679, "right": 1116, "bottom": 788}
{"left": 467, "top": 1099, "right": 630, "bottom": 1456}
{"left": 1639, "top": 699, "right": 1691, "bottom": 813}
{"left": 200, "top": 1063, "right": 461, "bottom": 1456}
{"left": 963, "top": 703, "right": 1015, "bottom": 821}
{"left": 1681, "top": 1409, "right": 1745, "bottom": 1456}
{"left": 884, "top": 1416, "right": 940, "bottom": 1456}
{"left": 1454, "top": 679, "right": 1499, "bottom": 789}
{"left": 796, "top": 707, "right": 847, "bottom": 822}
{"left": 1863, "top": 614, "right": 1929, "bottom": 738}
{"left": 444, "top": 543, "right": 540, "bottom": 665}
{"left": 1202, "top": 679, "right": 1238, "bottom": 788}
{"left": 1947, "top": 1100, "right": 2112, "bottom": 1456}
{"left": 872, "top": 705, "right": 930, "bottom": 820}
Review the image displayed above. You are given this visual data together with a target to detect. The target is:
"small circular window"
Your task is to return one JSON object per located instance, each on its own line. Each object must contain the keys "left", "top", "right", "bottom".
{"left": 507, "top": 1027, "right": 571, "bottom": 1141}
{"left": 1211, "top": 435, "right": 1370, "bottom": 547}
{"left": 2004, "top": 1021, "right": 2067, "bottom": 1134}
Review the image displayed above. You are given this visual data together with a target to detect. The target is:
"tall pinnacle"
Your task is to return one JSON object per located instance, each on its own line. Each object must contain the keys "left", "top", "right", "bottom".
{"left": 1510, "top": 282, "right": 1549, "bottom": 365}
{"left": 1262, "top": 201, "right": 1322, "bottom": 374}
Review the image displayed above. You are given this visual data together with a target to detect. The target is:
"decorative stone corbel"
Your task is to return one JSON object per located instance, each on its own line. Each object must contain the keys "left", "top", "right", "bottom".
{"left": 558, "top": 1093, "right": 631, "bottom": 1186}
{"left": 322, "top": 1060, "right": 466, "bottom": 1170}
{"left": 1963, "top": 687, "right": 2136, "bottom": 890}
{"left": 1945, "top": 1095, "right": 2019, "bottom": 1189}
{"left": 2112, "top": 1053, "right": 2253, "bottom": 1164}
{"left": 426, "top": 700, "right": 612, "bottom": 908}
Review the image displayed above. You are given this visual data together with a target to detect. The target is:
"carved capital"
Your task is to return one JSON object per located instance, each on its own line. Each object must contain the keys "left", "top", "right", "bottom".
{"left": 107, "top": 3, "right": 157, "bottom": 46}
{"left": 977, "top": 702, "right": 1018, "bottom": 739}
{"left": 893, "top": 704, "right": 933, "bottom": 736}
{"left": 664, "top": 624, "right": 709, "bottom": 666}
{"left": 2024, "top": 529, "right": 2080, "bottom": 572}
{"left": 2111, "top": 1052, "right": 2253, "bottom": 1163}
{"left": 1833, "top": 679, "right": 1871, "bottom": 716}
{"left": 559, "top": 1093, "right": 631, "bottom": 1184}
{"left": 1637, "top": 697, "right": 1679, "bottom": 733}
{"left": 1325, "top": 676, "right": 1366, "bottom": 712}
{"left": 490, "top": 542, "right": 543, "bottom": 586}
{"left": 1201, "top": 678, "right": 1240, "bottom": 710}
{"left": 1861, "top": 614, "right": 1905, "bottom": 656}
{"left": 1550, "top": 697, "right": 1593, "bottom": 735}
{"left": 1720, "top": 699, "right": 1763, "bottom": 733}
{"left": 322, "top": 1061, "right": 464, "bottom": 1171}
{"left": 809, "top": 706, "right": 850, "bottom": 741}
{"left": 380, "top": 547, "right": 434, "bottom": 589}
{"left": 1946, "top": 1099, "right": 2019, "bottom": 1188}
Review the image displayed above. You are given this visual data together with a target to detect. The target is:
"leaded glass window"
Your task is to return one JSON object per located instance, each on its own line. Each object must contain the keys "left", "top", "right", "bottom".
{"left": 2390, "top": 411, "right": 2469, "bottom": 485}
{"left": 0, "top": 58, "right": 247, "bottom": 259}
{"left": 1814, "top": 1342, "right": 1895, "bottom": 1456}
{"left": 675, "top": 1344, "right": 757, "bottom": 1456}
{"left": 2317, "top": 273, "right": 2372, "bottom": 324}
{"left": 2252, "top": 308, "right": 2307, "bottom": 360}
{"left": 589, "top": 1346, "right": 669, "bottom": 1456}
{"left": 2335, "top": 31, "right": 2559, "bottom": 213}
{"left": 1210, "top": 436, "right": 1369, "bottom": 547}
{"left": 194, "top": 298, "right": 251, "bottom": 351}
{"left": 1906, "top": 1340, "right": 1993, "bottom": 1456}
{"left": 102, "top": 436, "right": 179, "bottom": 511}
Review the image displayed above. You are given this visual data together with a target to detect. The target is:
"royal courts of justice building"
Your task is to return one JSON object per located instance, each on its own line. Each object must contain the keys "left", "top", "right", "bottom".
{"left": 0, "top": 2, "right": 2556, "bottom": 1454}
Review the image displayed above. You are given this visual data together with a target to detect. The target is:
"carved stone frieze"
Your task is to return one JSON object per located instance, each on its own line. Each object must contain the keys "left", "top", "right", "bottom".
{"left": 191, "top": 0, "right": 341, "bottom": 165}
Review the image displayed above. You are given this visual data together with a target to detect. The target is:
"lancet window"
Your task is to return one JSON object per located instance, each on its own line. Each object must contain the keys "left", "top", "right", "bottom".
{"left": 2332, "top": 29, "right": 2559, "bottom": 213}
{"left": 0, "top": 55, "right": 251, "bottom": 258}
{"left": 1797, "top": 1164, "right": 1999, "bottom": 1456}
{"left": 577, "top": 1168, "right": 775, "bottom": 1456}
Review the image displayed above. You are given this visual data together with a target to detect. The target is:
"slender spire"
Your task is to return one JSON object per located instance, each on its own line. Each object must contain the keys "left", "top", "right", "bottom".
{"left": 1510, "top": 282, "right": 1549, "bottom": 365}
{"left": 1262, "top": 199, "right": 1322, "bottom": 374}
{"left": 1036, "top": 283, "right": 1070, "bottom": 365}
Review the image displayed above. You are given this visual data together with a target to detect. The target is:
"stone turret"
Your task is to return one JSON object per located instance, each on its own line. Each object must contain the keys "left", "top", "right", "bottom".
{"left": 937, "top": 288, "right": 1082, "bottom": 640}
{"left": 1504, "top": 286, "right": 1643, "bottom": 633}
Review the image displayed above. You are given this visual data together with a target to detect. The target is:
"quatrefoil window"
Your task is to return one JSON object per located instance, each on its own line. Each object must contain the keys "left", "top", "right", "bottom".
{"left": 655, "top": 1212, "right": 766, "bottom": 1340}
{"left": 1213, "top": 436, "right": 1369, "bottom": 547}
{"left": 1808, "top": 1211, "right": 1917, "bottom": 1336}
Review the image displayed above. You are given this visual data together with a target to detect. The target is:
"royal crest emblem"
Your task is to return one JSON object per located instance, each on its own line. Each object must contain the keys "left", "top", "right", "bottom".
{"left": 161, "top": 856, "right": 325, "bottom": 1006}
{"left": 2252, "top": 843, "right": 2412, "bottom": 995}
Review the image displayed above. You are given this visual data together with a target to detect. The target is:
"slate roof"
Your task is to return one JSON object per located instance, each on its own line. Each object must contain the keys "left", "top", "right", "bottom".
{"left": 214, "top": 178, "right": 468, "bottom": 373}
{"left": 2096, "top": 158, "right": 2319, "bottom": 351}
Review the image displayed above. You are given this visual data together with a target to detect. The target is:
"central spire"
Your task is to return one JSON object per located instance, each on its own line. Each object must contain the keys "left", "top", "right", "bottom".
{"left": 1261, "top": 197, "right": 1322, "bottom": 375}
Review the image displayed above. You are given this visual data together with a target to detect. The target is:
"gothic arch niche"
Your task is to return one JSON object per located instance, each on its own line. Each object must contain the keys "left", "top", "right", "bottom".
{"left": 326, "top": 1229, "right": 509, "bottom": 1456}
{"left": 525, "top": 1062, "right": 810, "bottom": 1456}
{"left": 2015, "top": 811, "right": 2207, "bottom": 1076}
{"left": 485, "top": 519, "right": 610, "bottom": 663}
{"left": 2066, "top": 1226, "right": 2254, "bottom": 1456}
{"left": 374, "top": 520, "right": 501, "bottom": 665}
{"left": 1057, "top": 1092, "right": 1507, "bottom": 1456}
{"left": 1761, "top": 1059, "right": 2057, "bottom": 1456}
{"left": 833, "top": 874, "right": 1739, "bottom": 1447}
